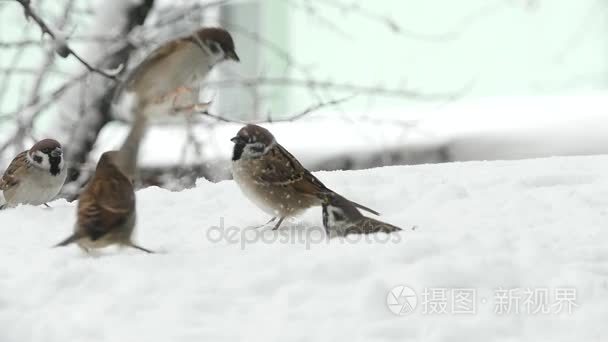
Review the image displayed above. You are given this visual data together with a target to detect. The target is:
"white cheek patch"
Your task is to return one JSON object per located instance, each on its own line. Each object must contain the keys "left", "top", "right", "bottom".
{"left": 328, "top": 207, "right": 345, "bottom": 227}
{"left": 31, "top": 152, "right": 43, "bottom": 164}
{"left": 244, "top": 143, "right": 267, "bottom": 157}
{"left": 29, "top": 152, "right": 52, "bottom": 171}
{"left": 209, "top": 53, "right": 224, "bottom": 66}
{"left": 264, "top": 141, "right": 276, "bottom": 154}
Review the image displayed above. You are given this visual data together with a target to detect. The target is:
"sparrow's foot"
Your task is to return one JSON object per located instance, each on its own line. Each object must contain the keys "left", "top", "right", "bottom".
{"left": 127, "top": 242, "right": 154, "bottom": 254}
{"left": 172, "top": 101, "right": 211, "bottom": 114}
{"left": 154, "top": 86, "right": 193, "bottom": 104}
{"left": 272, "top": 217, "right": 286, "bottom": 231}
{"left": 250, "top": 216, "right": 277, "bottom": 229}
{"left": 77, "top": 244, "right": 90, "bottom": 254}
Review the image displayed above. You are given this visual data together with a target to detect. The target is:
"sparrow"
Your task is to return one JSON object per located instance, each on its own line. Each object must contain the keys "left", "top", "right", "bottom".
{"left": 114, "top": 27, "right": 239, "bottom": 116}
{"left": 321, "top": 193, "right": 402, "bottom": 237}
{"left": 0, "top": 139, "right": 66, "bottom": 209}
{"left": 55, "top": 151, "right": 152, "bottom": 253}
{"left": 231, "top": 124, "right": 379, "bottom": 230}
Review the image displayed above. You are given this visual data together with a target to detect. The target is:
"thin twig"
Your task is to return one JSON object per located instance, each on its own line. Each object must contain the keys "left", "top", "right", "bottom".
{"left": 0, "top": 67, "right": 71, "bottom": 76}
{"left": 307, "top": 0, "right": 506, "bottom": 42}
{"left": 13, "top": 0, "right": 119, "bottom": 81}
{"left": 203, "top": 77, "right": 467, "bottom": 101}
{"left": 268, "top": 94, "right": 357, "bottom": 122}
{"left": 196, "top": 93, "right": 358, "bottom": 123}
{"left": 0, "top": 35, "right": 123, "bottom": 48}
{"left": 0, "top": 47, "right": 26, "bottom": 107}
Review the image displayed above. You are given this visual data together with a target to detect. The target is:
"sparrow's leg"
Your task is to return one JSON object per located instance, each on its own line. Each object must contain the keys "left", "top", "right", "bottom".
{"left": 77, "top": 244, "right": 90, "bottom": 254}
{"left": 250, "top": 216, "right": 277, "bottom": 229}
{"left": 161, "top": 86, "right": 212, "bottom": 114}
{"left": 272, "top": 217, "right": 286, "bottom": 231}
{"left": 172, "top": 101, "right": 211, "bottom": 114}
{"left": 155, "top": 86, "right": 193, "bottom": 104}
{"left": 169, "top": 86, "right": 192, "bottom": 110}
{"left": 43, "top": 203, "right": 52, "bottom": 208}
{"left": 127, "top": 242, "right": 154, "bottom": 254}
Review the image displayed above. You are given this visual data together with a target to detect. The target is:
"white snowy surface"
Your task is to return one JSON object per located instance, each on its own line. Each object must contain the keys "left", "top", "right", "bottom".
{"left": 1, "top": 156, "right": 608, "bottom": 341}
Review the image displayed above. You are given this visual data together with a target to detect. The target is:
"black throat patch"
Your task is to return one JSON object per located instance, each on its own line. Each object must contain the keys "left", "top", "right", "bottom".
{"left": 49, "top": 156, "right": 62, "bottom": 176}
{"left": 232, "top": 143, "right": 245, "bottom": 161}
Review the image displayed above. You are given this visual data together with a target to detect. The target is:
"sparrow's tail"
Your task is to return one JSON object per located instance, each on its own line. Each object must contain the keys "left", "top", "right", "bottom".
{"left": 54, "top": 233, "right": 81, "bottom": 248}
{"left": 326, "top": 191, "right": 380, "bottom": 216}
{"left": 347, "top": 199, "right": 380, "bottom": 216}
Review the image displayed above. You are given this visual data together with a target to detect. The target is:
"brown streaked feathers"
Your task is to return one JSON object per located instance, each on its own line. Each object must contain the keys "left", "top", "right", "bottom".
{"left": 0, "top": 151, "right": 28, "bottom": 191}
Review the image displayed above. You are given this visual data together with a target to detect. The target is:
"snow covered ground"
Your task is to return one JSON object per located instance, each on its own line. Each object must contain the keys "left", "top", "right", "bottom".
{"left": 1, "top": 155, "right": 608, "bottom": 341}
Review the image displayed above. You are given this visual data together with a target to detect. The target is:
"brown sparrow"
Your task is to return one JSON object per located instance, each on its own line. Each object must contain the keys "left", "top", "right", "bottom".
{"left": 55, "top": 151, "right": 152, "bottom": 253}
{"left": 231, "top": 124, "right": 379, "bottom": 230}
{"left": 115, "top": 27, "right": 239, "bottom": 116}
{"left": 112, "top": 29, "right": 239, "bottom": 178}
{"left": 0, "top": 139, "right": 66, "bottom": 209}
{"left": 321, "top": 193, "right": 401, "bottom": 237}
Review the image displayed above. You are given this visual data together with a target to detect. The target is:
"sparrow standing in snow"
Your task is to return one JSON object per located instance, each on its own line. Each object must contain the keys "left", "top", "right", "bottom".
{"left": 115, "top": 27, "right": 240, "bottom": 115}
{"left": 0, "top": 139, "right": 66, "bottom": 209}
{"left": 55, "top": 151, "right": 152, "bottom": 253}
{"left": 231, "top": 124, "right": 379, "bottom": 230}
{"left": 321, "top": 193, "right": 401, "bottom": 237}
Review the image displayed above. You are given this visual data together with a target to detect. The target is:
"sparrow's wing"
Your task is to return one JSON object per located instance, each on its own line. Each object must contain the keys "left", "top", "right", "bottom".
{"left": 257, "top": 144, "right": 330, "bottom": 194}
{"left": 0, "top": 151, "right": 28, "bottom": 191}
{"left": 78, "top": 175, "right": 135, "bottom": 240}
{"left": 345, "top": 217, "right": 402, "bottom": 235}
{"left": 121, "top": 38, "right": 199, "bottom": 105}
{"left": 258, "top": 144, "right": 380, "bottom": 215}
{"left": 124, "top": 39, "right": 188, "bottom": 86}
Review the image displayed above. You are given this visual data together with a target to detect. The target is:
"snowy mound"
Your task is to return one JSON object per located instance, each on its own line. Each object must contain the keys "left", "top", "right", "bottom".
{"left": 1, "top": 156, "right": 607, "bottom": 341}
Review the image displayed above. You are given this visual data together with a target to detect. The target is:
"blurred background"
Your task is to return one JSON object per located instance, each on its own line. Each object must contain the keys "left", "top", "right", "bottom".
{"left": 1, "top": 0, "right": 607, "bottom": 196}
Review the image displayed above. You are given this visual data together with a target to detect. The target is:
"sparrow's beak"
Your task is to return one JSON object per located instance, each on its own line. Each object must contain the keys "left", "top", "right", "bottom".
{"left": 50, "top": 148, "right": 62, "bottom": 158}
{"left": 230, "top": 136, "right": 242, "bottom": 144}
{"left": 226, "top": 50, "right": 240, "bottom": 62}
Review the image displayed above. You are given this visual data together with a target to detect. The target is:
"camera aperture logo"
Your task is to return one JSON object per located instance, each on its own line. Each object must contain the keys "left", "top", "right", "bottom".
{"left": 386, "top": 285, "right": 417, "bottom": 315}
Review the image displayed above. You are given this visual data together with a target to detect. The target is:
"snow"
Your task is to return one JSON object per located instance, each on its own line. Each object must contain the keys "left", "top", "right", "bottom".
{"left": 1, "top": 155, "right": 607, "bottom": 341}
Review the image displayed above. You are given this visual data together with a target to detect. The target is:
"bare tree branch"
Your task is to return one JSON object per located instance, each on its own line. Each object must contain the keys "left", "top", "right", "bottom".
{"left": 203, "top": 77, "right": 467, "bottom": 100}
{"left": 291, "top": 0, "right": 507, "bottom": 42}
{"left": 195, "top": 93, "right": 357, "bottom": 124}
{"left": 0, "top": 67, "right": 70, "bottom": 76}
{"left": 0, "top": 70, "right": 90, "bottom": 154}
{"left": 269, "top": 94, "right": 357, "bottom": 122}
{"left": 13, "top": 0, "right": 120, "bottom": 81}
{"left": 0, "top": 47, "right": 26, "bottom": 108}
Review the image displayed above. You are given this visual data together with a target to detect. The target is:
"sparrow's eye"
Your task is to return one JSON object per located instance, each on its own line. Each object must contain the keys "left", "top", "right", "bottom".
{"left": 249, "top": 144, "right": 265, "bottom": 153}
{"left": 208, "top": 41, "right": 221, "bottom": 54}
{"left": 33, "top": 154, "right": 43, "bottom": 163}
{"left": 42, "top": 148, "right": 50, "bottom": 154}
